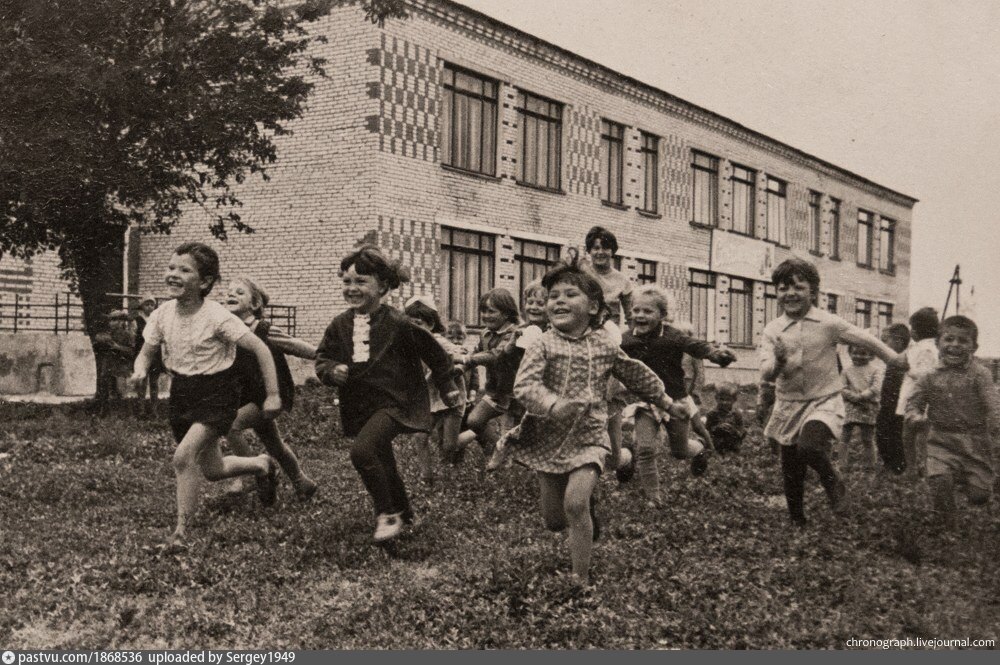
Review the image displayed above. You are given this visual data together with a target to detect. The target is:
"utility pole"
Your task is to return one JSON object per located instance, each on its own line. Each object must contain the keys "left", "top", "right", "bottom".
{"left": 942, "top": 265, "right": 961, "bottom": 318}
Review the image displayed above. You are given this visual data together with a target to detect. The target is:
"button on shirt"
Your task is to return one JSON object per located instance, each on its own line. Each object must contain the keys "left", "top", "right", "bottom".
{"left": 760, "top": 307, "right": 887, "bottom": 402}
{"left": 143, "top": 299, "right": 249, "bottom": 376}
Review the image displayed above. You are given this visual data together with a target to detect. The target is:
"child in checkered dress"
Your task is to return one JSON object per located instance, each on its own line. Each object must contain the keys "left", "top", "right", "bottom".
{"left": 500, "top": 262, "right": 682, "bottom": 586}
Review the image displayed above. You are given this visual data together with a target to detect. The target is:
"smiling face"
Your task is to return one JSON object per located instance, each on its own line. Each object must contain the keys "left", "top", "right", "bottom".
{"left": 882, "top": 329, "right": 909, "bottom": 353}
{"left": 225, "top": 281, "right": 256, "bottom": 318}
{"left": 849, "top": 346, "right": 873, "bottom": 366}
{"left": 164, "top": 253, "right": 210, "bottom": 302}
{"left": 938, "top": 324, "right": 977, "bottom": 368}
{"left": 445, "top": 325, "right": 466, "bottom": 346}
{"left": 546, "top": 279, "right": 597, "bottom": 337}
{"left": 587, "top": 238, "right": 614, "bottom": 272}
{"left": 341, "top": 265, "right": 383, "bottom": 314}
{"left": 480, "top": 301, "right": 506, "bottom": 331}
{"left": 630, "top": 293, "right": 666, "bottom": 336}
{"left": 776, "top": 275, "right": 813, "bottom": 319}
{"left": 523, "top": 292, "right": 548, "bottom": 326}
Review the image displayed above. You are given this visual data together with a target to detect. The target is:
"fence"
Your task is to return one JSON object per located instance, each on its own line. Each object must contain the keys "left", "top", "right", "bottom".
{"left": 0, "top": 293, "right": 86, "bottom": 333}
{"left": 0, "top": 292, "right": 297, "bottom": 337}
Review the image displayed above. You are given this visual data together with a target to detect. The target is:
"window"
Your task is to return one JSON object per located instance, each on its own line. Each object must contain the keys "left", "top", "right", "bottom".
{"left": 765, "top": 176, "right": 787, "bottom": 245}
{"left": 517, "top": 91, "right": 562, "bottom": 190}
{"left": 731, "top": 164, "right": 756, "bottom": 235}
{"left": 600, "top": 119, "right": 625, "bottom": 205}
{"left": 830, "top": 197, "right": 841, "bottom": 259}
{"left": 441, "top": 65, "right": 498, "bottom": 176}
{"left": 878, "top": 302, "right": 893, "bottom": 331}
{"left": 808, "top": 191, "right": 822, "bottom": 254}
{"left": 855, "top": 298, "right": 872, "bottom": 329}
{"left": 514, "top": 239, "right": 560, "bottom": 303}
{"left": 826, "top": 293, "right": 839, "bottom": 316}
{"left": 636, "top": 258, "right": 657, "bottom": 285}
{"left": 440, "top": 227, "right": 495, "bottom": 327}
{"left": 692, "top": 151, "right": 719, "bottom": 226}
{"left": 879, "top": 217, "right": 895, "bottom": 274}
{"left": 640, "top": 132, "right": 659, "bottom": 213}
{"left": 764, "top": 283, "right": 779, "bottom": 324}
{"left": 689, "top": 270, "right": 716, "bottom": 340}
{"left": 728, "top": 277, "right": 753, "bottom": 346}
{"left": 857, "top": 210, "right": 874, "bottom": 268}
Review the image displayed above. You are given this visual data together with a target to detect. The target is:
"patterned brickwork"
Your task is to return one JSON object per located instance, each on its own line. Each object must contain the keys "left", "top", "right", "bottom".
{"left": 368, "top": 33, "right": 439, "bottom": 161}
{"left": 566, "top": 106, "right": 600, "bottom": 197}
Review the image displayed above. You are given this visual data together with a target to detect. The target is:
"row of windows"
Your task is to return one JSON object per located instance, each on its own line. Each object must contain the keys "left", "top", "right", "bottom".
{"left": 688, "top": 270, "right": 894, "bottom": 345}
{"left": 440, "top": 227, "right": 655, "bottom": 327}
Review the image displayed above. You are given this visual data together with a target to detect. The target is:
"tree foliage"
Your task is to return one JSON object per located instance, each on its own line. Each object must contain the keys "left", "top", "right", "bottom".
{"left": 0, "top": 0, "right": 405, "bottom": 333}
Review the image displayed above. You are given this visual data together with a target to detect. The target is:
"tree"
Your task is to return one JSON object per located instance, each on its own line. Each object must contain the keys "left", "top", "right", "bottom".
{"left": 0, "top": 0, "right": 406, "bottom": 340}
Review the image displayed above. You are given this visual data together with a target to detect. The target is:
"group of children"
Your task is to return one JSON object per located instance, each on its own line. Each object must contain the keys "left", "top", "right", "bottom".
{"left": 126, "top": 227, "right": 999, "bottom": 585}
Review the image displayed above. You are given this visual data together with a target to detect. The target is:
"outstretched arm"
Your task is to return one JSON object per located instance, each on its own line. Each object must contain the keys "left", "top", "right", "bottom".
{"left": 239, "top": 333, "right": 281, "bottom": 418}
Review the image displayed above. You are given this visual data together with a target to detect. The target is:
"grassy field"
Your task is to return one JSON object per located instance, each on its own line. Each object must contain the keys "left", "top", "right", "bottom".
{"left": 1, "top": 386, "right": 998, "bottom": 649}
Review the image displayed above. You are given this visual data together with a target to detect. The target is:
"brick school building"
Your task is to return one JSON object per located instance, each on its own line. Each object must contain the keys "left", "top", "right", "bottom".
{"left": 3, "top": 0, "right": 916, "bottom": 385}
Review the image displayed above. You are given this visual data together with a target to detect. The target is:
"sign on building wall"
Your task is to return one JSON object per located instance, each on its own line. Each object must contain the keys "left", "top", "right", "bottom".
{"left": 710, "top": 231, "right": 775, "bottom": 281}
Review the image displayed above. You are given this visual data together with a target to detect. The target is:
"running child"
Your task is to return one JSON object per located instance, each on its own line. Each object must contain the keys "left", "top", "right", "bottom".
{"left": 760, "top": 258, "right": 897, "bottom": 526}
{"left": 131, "top": 242, "right": 282, "bottom": 549}
{"left": 620, "top": 284, "right": 736, "bottom": 504}
{"left": 456, "top": 288, "right": 520, "bottom": 462}
{"left": 223, "top": 277, "right": 318, "bottom": 501}
{"left": 875, "top": 323, "right": 910, "bottom": 474}
{"left": 706, "top": 383, "right": 746, "bottom": 454}
{"left": 404, "top": 295, "right": 468, "bottom": 481}
{"left": 896, "top": 307, "right": 940, "bottom": 478}
{"left": 501, "top": 261, "right": 682, "bottom": 586}
{"left": 905, "top": 315, "right": 1000, "bottom": 527}
{"left": 839, "top": 344, "right": 884, "bottom": 469}
{"left": 315, "top": 246, "right": 460, "bottom": 543}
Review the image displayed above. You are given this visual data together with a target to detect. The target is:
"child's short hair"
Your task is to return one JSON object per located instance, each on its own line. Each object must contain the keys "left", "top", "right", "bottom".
{"left": 715, "top": 382, "right": 738, "bottom": 400}
{"left": 340, "top": 245, "right": 409, "bottom": 292}
{"left": 522, "top": 280, "right": 547, "bottom": 305}
{"left": 771, "top": 257, "right": 820, "bottom": 298}
{"left": 847, "top": 343, "right": 872, "bottom": 355}
{"left": 632, "top": 284, "right": 671, "bottom": 318}
{"left": 175, "top": 242, "right": 221, "bottom": 296}
{"left": 909, "top": 307, "right": 939, "bottom": 341}
{"left": 541, "top": 262, "right": 608, "bottom": 329}
{"left": 584, "top": 225, "right": 619, "bottom": 254}
{"left": 479, "top": 288, "right": 520, "bottom": 325}
{"left": 885, "top": 323, "right": 910, "bottom": 343}
{"left": 940, "top": 315, "right": 978, "bottom": 344}
{"left": 232, "top": 276, "right": 270, "bottom": 319}
{"left": 404, "top": 297, "right": 445, "bottom": 334}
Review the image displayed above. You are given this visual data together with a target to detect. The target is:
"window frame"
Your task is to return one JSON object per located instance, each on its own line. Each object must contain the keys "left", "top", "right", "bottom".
{"left": 600, "top": 119, "right": 626, "bottom": 206}
{"left": 513, "top": 238, "right": 560, "bottom": 304}
{"left": 636, "top": 258, "right": 657, "bottom": 285}
{"left": 727, "top": 276, "right": 754, "bottom": 347}
{"left": 730, "top": 163, "right": 756, "bottom": 236}
{"left": 765, "top": 176, "right": 788, "bottom": 245}
{"left": 689, "top": 269, "right": 716, "bottom": 341}
{"left": 440, "top": 64, "right": 499, "bottom": 177}
{"left": 829, "top": 197, "right": 842, "bottom": 260}
{"left": 879, "top": 217, "right": 896, "bottom": 275}
{"left": 855, "top": 298, "right": 873, "bottom": 329}
{"left": 808, "top": 190, "right": 822, "bottom": 255}
{"left": 764, "top": 283, "right": 779, "bottom": 325}
{"left": 826, "top": 293, "right": 839, "bottom": 316}
{"left": 877, "top": 302, "right": 893, "bottom": 331}
{"left": 639, "top": 132, "right": 659, "bottom": 214}
{"left": 857, "top": 209, "right": 875, "bottom": 269}
{"left": 691, "top": 150, "right": 719, "bottom": 227}
{"left": 440, "top": 227, "right": 496, "bottom": 328}
{"left": 517, "top": 90, "right": 563, "bottom": 192}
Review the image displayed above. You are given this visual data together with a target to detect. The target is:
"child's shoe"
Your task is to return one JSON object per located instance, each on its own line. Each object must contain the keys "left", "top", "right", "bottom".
{"left": 615, "top": 443, "right": 636, "bottom": 484}
{"left": 690, "top": 450, "right": 710, "bottom": 477}
{"left": 223, "top": 477, "right": 246, "bottom": 496}
{"left": 255, "top": 457, "right": 279, "bottom": 507}
{"left": 373, "top": 512, "right": 403, "bottom": 542}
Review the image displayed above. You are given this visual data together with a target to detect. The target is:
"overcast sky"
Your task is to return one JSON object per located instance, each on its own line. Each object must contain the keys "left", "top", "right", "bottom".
{"left": 458, "top": 0, "right": 1000, "bottom": 354}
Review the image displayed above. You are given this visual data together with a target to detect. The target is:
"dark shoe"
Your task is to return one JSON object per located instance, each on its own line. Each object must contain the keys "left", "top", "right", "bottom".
{"left": 256, "top": 458, "right": 279, "bottom": 507}
{"left": 294, "top": 475, "right": 318, "bottom": 502}
{"left": 589, "top": 495, "right": 600, "bottom": 542}
{"left": 790, "top": 514, "right": 808, "bottom": 528}
{"left": 615, "top": 443, "right": 636, "bottom": 484}
{"left": 691, "top": 451, "right": 710, "bottom": 477}
{"left": 401, "top": 508, "right": 415, "bottom": 526}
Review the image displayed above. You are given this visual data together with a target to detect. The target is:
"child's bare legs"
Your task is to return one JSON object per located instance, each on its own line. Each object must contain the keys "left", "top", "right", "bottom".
{"left": 223, "top": 429, "right": 256, "bottom": 494}
{"left": 413, "top": 432, "right": 434, "bottom": 483}
{"left": 633, "top": 411, "right": 661, "bottom": 504}
{"left": 229, "top": 403, "right": 314, "bottom": 498}
{"left": 173, "top": 423, "right": 270, "bottom": 543}
{"left": 537, "top": 466, "right": 600, "bottom": 585}
{"left": 461, "top": 399, "right": 504, "bottom": 461}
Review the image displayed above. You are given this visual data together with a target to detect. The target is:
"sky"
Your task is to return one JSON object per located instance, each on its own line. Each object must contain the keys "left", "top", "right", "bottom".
{"left": 459, "top": 0, "right": 1000, "bottom": 354}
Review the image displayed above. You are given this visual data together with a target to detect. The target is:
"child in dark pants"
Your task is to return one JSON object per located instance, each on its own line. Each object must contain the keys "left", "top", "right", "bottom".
{"left": 876, "top": 324, "right": 910, "bottom": 474}
{"left": 315, "top": 246, "right": 460, "bottom": 543}
{"left": 706, "top": 383, "right": 746, "bottom": 454}
{"left": 760, "top": 258, "right": 897, "bottom": 527}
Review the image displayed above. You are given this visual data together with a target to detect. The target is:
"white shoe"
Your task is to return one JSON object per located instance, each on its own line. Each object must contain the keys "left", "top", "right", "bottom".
{"left": 224, "top": 477, "right": 246, "bottom": 495}
{"left": 373, "top": 512, "right": 403, "bottom": 542}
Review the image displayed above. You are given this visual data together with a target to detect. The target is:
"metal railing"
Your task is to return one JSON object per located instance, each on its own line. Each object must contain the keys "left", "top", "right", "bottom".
{"left": 0, "top": 292, "right": 297, "bottom": 337}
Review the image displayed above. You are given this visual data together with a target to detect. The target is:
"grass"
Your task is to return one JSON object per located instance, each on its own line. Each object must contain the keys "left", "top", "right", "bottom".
{"left": 1, "top": 386, "right": 998, "bottom": 649}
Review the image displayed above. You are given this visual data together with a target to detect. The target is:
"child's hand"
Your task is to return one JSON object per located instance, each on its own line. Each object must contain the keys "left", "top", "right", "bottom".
{"left": 709, "top": 347, "right": 737, "bottom": 367}
{"left": 667, "top": 400, "right": 689, "bottom": 420}
{"left": 331, "top": 363, "right": 349, "bottom": 386}
{"left": 443, "top": 389, "right": 462, "bottom": 407}
{"left": 550, "top": 398, "right": 584, "bottom": 420}
{"left": 772, "top": 338, "right": 789, "bottom": 365}
{"left": 261, "top": 394, "right": 282, "bottom": 420}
